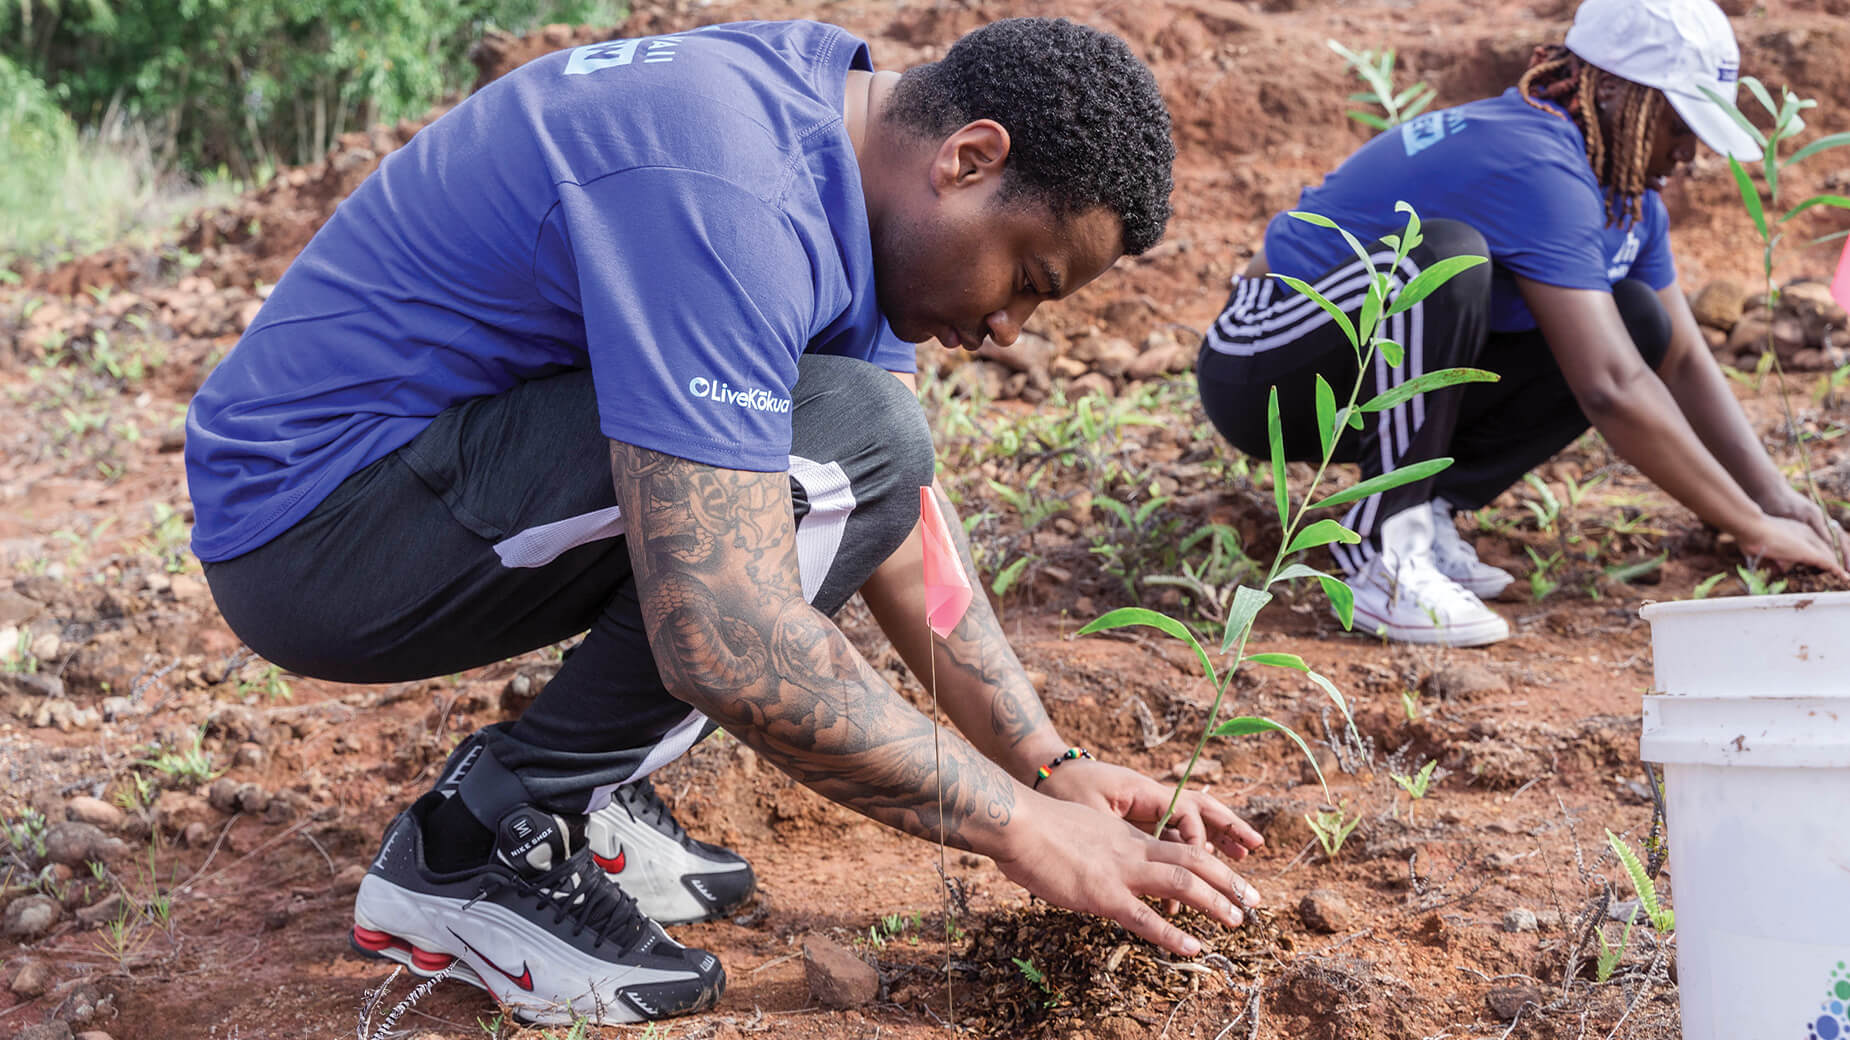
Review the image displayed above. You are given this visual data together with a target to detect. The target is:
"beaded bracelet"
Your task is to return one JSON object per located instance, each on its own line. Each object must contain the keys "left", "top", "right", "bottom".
{"left": 1031, "top": 747, "right": 1094, "bottom": 789}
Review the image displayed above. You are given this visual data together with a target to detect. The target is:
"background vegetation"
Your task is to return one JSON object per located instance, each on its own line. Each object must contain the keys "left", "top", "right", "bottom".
{"left": 2, "top": 0, "right": 626, "bottom": 269}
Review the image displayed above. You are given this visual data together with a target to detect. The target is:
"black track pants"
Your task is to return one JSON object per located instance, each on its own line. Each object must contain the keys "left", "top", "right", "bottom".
{"left": 203, "top": 355, "right": 935, "bottom": 814}
{"left": 1197, "top": 219, "right": 1670, "bottom": 573}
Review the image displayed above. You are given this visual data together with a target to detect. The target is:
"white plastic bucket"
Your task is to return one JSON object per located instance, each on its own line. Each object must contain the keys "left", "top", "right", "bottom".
{"left": 1639, "top": 590, "right": 1850, "bottom": 1040}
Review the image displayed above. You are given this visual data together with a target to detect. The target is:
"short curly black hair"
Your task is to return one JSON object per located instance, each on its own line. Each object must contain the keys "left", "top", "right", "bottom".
{"left": 883, "top": 17, "right": 1175, "bottom": 256}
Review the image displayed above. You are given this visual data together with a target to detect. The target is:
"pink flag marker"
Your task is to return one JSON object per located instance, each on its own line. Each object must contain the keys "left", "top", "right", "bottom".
{"left": 920, "top": 486, "right": 972, "bottom": 638}
{"left": 1832, "top": 234, "right": 1850, "bottom": 314}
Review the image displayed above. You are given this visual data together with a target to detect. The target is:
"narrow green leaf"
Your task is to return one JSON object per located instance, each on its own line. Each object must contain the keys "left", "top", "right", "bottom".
{"left": 1378, "top": 339, "right": 1405, "bottom": 367}
{"left": 1318, "top": 574, "right": 1356, "bottom": 630}
{"left": 1781, "top": 194, "right": 1850, "bottom": 222}
{"left": 1391, "top": 82, "right": 1426, "bottom": 109}
{"left": 1268, "top": 386, "right": 1288, "bottom": 530}
{"left": 1729, "top": 156, "right": 1769, "bottom": 239}
{"left": 1394, "top": 200, "right": 1424, "bottom": 258}
{"left": 1347, "top": 409, "right": 1365, "bottom": 430}
{"left": 1741, "top": 76, "right": 1777, "bottom": 118}
{"left": 1268, "top": 274, "right": 1358, "bottom": 347}
{"left": 991, "top": 556, "right": 1029, "bottom": 597}
{"left": 1358, "top": 281, "right": 1385, "bottom": 346}
{"left": 1699, "top": 85, "right": 1768, "bottom": 148}
{"left": 1400, "top": 88, "right": 1437, "bottom": 121}
{"left": 1306, "top": 668, "right": 1352, "bottom": 723}
{"left": 1359, "top": 367, "right": 1499, "bottom": 412}
{"left": 1245, "top": 652, "right": 1309, "bottom": 671}
{"left": 1284, "top": 518, "right": 1362, "bottom": 555}
{"left": 1272, "top": 563, "right": 1328, "bottom": 584}
{"left": 1786, "top": 131, "right": 1850, "bottom": 167}
{"left": 1312, "top": 457, "right": 1455, "bottom": 509}
{"left": 1077, "top": 607, "right": 1216, "bottom": 687}
{"left": 1314, "top": 375, "right": 1336, "bottom": 459}
{"left": 1219, "top": 585, "right": 1273, "bottom": 654}
{"left": 1813, "top": 229, "right": 1850, "bottom": 245}
{"left": 1287, "top": 210, "right": 1377, "bottom": 282}
{"left": 1384, "top": 255, "right": 1489, "bottom": 317}
{"left": 1210, "top": 717, "right": 1327, "bottom": 791}
{"left": 1347, "top": 111, "right": 1390, "bottom": 130}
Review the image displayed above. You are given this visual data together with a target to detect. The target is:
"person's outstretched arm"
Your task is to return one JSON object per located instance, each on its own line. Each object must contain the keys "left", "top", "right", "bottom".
{"left": 609, "top": 440, "right": 1255, "bottom": 953}
{"left": 859, "top": 483, "right": 1265, "bottom": 863}
{"left": 1519, "top": 277, "right": 1846, "bottom": 577}
{"left": 1650, "top": 282, "right": 1850, "bottom": 565}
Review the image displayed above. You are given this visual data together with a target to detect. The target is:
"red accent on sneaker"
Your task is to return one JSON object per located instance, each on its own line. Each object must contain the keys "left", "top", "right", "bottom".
{"left": 353, "top": 925, "right": 395, "bottom": 952}
{"left": 449, "top": 930, "right": 534, "bottom": 991}
{"left": 591, "top": 847, "right": 626, "bottom": 874}
{"left": 355, "top": 925, "right": 458, "bottom": 972}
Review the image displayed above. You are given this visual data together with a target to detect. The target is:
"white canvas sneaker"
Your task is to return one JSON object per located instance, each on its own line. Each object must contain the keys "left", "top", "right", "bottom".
{"left": 1430, "top": 498, "right": 1515, "bottom": 599}
{"left": 1344, "top": 504, "right": 1510, "bottom": 647}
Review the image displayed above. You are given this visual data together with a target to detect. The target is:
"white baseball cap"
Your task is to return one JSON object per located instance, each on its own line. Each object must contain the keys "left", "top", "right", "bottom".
{"left": 1564, "top": 0, "right": 1763, "bottom": 161}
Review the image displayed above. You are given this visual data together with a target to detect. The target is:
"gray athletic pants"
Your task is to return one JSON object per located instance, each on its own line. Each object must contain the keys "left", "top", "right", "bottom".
{"left": 203, "top": 355, "right": 935, "bottom": 816}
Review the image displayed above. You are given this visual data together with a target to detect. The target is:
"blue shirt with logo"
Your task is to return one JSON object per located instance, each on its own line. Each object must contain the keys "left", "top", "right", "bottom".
{"left": 186, "top": 20, "right": 913, "bottom": 562}
{"left": 1263, "top": 88, "right": 1676, "bottom": 334}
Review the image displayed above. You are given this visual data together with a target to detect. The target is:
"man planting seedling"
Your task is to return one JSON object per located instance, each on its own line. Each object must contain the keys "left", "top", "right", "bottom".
{"left": 1197, "top": 0, "right": 1850, "bottom": 646}
{"left": 185, "top": 17, "right": 1263, "bottom": 1027}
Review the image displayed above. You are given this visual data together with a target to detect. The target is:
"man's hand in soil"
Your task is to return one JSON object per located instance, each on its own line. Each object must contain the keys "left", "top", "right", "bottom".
{"left": 1036, "top": 758, "right": 1264, "bottom": 863}
{"left": 1754, "top": 486, "right": 1850, "bottom": 579}
{"left": 991, "top": 794, "right": 1261, "bottom": 956}
{"left": 1740, "top": 511, "right": 1850, "bottom": 581}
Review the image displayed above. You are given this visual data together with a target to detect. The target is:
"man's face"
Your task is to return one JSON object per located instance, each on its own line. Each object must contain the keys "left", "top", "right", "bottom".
{"left": 872, "top": 181, "right": 1125, "bottom": 351}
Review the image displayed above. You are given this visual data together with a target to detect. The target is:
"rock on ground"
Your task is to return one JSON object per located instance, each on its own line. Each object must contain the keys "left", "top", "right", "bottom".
{"left": 1486, "top": 983, "right": 1544, "bottom": 1021}
{"left": 3, "top": 894, "right": 62, "bottom": 940}
{"left": 1297, "top": 888, "right": 1352, "bottom": 934}
{"left": 10, "top": 956, "right": 51, "bottom": 997}
{"left": 802, "top": 935, "right": 879, "bottom": 1008}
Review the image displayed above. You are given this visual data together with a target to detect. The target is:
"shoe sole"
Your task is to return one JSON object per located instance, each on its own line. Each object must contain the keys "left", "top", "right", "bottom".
{"left": 353, "top": 876, "right": 722, "bottom": 1026}
{"left": 1350, "top": 605, "right": 1510, "bottom": 647}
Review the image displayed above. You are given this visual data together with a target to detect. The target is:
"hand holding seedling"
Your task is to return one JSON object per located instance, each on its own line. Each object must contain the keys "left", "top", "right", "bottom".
{"left": 1034, "top": 757, "right": 1265, "bottom": 862}
{"left": 1738, "top": 511, "right": 1849, "bottom": 581}
{"left": 1756, "top": 486, "right": 1850, "bottom": 579}
{"left": 990, "top": 793, "right": 1262, "bottom": 956}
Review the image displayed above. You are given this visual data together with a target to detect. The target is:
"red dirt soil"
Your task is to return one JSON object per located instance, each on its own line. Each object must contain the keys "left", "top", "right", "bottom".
{"left": 2, "top": 0, "right": 1848, "bottom": 1038}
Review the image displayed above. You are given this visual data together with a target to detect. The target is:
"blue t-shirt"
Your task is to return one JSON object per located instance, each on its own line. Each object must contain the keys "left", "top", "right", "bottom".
{"left": 187, "top": 21, "right": 914, "bottom": 562}
{"left": 1264, "top": 89, "right": 1677, "bottom": 334}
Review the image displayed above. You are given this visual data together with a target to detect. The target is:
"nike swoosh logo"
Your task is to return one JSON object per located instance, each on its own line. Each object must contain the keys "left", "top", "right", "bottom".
{"left": 448, "top": 928, "right": 533, "bottom": 991}
{"left": 591, "top": 846, "right": 626, "bottom": 874}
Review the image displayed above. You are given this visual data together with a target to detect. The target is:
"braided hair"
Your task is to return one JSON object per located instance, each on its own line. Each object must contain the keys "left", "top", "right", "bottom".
{"left": 1517, "top": 43, "right": 1663, "bottom": 227}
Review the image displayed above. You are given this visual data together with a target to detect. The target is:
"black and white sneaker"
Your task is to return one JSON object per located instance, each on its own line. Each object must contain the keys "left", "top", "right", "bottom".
{"left": 351, "top": 794, "right": 725, "bottom": 1025}
{"left": 586, "top": 779, "right": 757, "bottom": 925}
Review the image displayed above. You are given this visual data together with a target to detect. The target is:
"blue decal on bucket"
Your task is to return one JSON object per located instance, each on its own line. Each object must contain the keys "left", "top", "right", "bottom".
{"left": 1813, "top": 965, "right": 1850, "bottom": 1039}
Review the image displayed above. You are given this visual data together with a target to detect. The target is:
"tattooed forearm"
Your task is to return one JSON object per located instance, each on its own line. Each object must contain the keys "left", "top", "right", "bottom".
{"left": 610, "top": 442, "right": 1019, "bottom": 850}
{"left": 936, "top": 491, "right": 1056, "bottom": 753}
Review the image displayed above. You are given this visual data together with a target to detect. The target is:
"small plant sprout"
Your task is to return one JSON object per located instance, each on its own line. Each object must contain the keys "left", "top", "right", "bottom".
{"left": 1079, "top": 202, "right": 1495, "bottom": 828}
{"left": 1735, "top": 564, "right": 1788, "bottom": 597}
{"left": 1595, "top": 906, "right": 1638, "bottom": 983}
{"left": 1011, "top": 956, "right": 1062, "bottom": 1008}
{"left": 1390, "top": 759, "right": 1439, "bottom": 823}
{"left": 137, "top": 726, "right": 220, "bottom": 785}
{"left": 1606, "top": 830, "right": 1674, "bottom": 932}
{"left": 1328, "top": 40, "right": 1437, "bottom": 130}
{"left": 1399, "top": 686, "right": 1421, "bottom": 723}
{"left": 1305, "top": 802, "right": 1363, "bottom": 861}
{"left": 1704, "top": 78, "right": 1850, "bottom": 571}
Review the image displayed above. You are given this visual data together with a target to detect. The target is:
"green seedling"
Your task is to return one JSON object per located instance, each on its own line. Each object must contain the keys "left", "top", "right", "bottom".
{"left": 1011, "top": 956, "right": 1062, "bottom": 1008}
{"left": 1691, "top": 571, "right": 1729, "bottom": 599}
{"left": 1080, "top": 202, "right": 1495, "bottom": 828}
{"left": 1399, "top": 687, "right": 1421, "bottom": 723}
{"left": 1525, "top": 545, "right": 1563, "bottom": 602}
{"left": 1595, "top": 906, "right": 1638, "bottom": 983}
{"left": 1606, "top": 830, "right": 1674, "bottom": 932}
{"left": 1390, "top": 759, "right": 1439, "bottom": 823}
{"left": 137, "top": 727, "right": 220, "bottom": 785}
{"left": 1705, "top": 78, "right": 1850, "bottom": 570}
{"left": 1305, "top": 802, "right": 1363, "bottom": 861}
{"left": 1736, "top": 565, "right": 1788, "bottom": 597}
{"left": 1329, "top": 40, "right": 1437, "bottom": 130}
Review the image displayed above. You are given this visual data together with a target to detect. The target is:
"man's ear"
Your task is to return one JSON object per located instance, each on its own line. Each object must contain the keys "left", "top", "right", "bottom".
{"left": 928, "top": 119, "right": 1011, "bottom": 194}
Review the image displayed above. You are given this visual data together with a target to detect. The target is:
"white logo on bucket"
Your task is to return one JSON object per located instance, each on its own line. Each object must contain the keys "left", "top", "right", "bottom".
{"left": 687, "top": 377, "right": 791, "bottom": 413}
